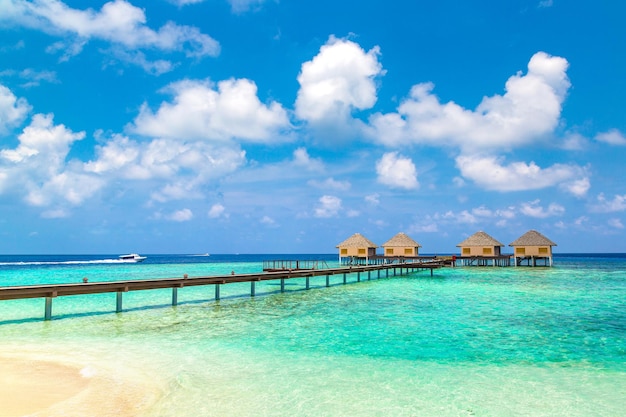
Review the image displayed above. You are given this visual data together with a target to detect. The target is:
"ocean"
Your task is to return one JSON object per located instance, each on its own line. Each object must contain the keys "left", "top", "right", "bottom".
{"left": 0, "top": 253, "right": 624, "bottom": 416}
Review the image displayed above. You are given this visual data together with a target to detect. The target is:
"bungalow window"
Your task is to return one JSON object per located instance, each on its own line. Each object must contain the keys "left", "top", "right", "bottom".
{"left": 340, "top": 249, "right": 348, "bottom": 255}
{"left": 358, "top": 248, "right": 366, "bottom": 255}
{"left": 386, "top": 248, "right": 393, "bottom": 255}
{"left": 404, "top": 248, "right": 413, "bottom": 255}
{"left": 516, "top": 247, "right": 526, "bottom": 255}
{"left": 483, "top": 247, "right": 492, "bottom": 255}
{"left": 462, "top": 248, "right": 470, "bottom": 255}
{"left": 538, "top": 247, "right": 548, "bottom": 255}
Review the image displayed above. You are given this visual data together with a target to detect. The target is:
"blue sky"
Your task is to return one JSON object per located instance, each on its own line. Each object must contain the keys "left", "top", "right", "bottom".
{"left": 0, "top": 0, "right": 625, "bottom": 254}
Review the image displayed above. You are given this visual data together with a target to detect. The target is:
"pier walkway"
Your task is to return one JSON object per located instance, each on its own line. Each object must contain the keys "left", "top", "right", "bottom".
{"left": 0, "top": 261, "right": 443, "bottom": 321}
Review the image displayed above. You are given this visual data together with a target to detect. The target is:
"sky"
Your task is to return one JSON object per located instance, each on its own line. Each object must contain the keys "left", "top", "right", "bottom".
{"left": 0, "top": 0, "right": 625, "bottom": 254}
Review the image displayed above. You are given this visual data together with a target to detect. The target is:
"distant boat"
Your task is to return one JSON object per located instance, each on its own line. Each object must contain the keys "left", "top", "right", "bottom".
{"left": 119, "top": 253, "right": 147, "bottom": 262}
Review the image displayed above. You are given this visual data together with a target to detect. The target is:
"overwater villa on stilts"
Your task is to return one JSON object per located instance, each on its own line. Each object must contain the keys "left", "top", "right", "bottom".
{"left": 509, "top": 230, "right": 557, "bottom": 267}
{"left": 336, "top": 233, "right": 378, "bottom": 265}
{"left": 456, "top": 231, "right": 512, "bottom": 267}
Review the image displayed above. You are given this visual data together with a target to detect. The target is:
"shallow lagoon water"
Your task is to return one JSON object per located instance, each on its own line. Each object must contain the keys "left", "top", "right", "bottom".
{"left": 0, "top": 254, "right": 624, "bottom": 416}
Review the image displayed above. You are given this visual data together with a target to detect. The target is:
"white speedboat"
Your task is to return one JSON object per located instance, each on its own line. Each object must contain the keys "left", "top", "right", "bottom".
{"left": 119, "top": 253, "right": 147, "bottom": 262}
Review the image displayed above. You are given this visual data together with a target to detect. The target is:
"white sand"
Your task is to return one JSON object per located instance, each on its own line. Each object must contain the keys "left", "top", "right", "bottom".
{"left": 0, "top": 356, "right": 159, "bottom": 417}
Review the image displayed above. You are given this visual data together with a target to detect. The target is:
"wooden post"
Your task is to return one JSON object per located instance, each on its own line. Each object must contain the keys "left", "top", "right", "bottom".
{"left": 281, "top": 278, "right": 285, "bottom": 292}
{"left": 377, "top": 269, "right": 380, "bottom": 279}
{"left": 368, "top": 271, "right": 371, "bottom": 281}
{"left": 357, "top": 272, "right": 361, "bottom": 282}
{"left": 116, "top": 291, "right": 123, "bottom": 312}
{"left": 306, "top": 277, "right": 310, "bottom": 290}
{"left": 215, "top": 284, "right": 220, "bottom": 300}
{"left": 172, "top": 287, "right": 178, "bottom": 306}
{"left": 44, "top": 297, "right": 53, "bottom": 321}
{"left": 430, "top": 268, "right": 433, "bottom": 277}
{"left": 326, "top": 275, "right": 330, "bottom": 287}
{"left": 251, "top": 281, "right": 256, "bottom": 297}
{"left": 343, "top": 273, "right": 347, "bottom": 284}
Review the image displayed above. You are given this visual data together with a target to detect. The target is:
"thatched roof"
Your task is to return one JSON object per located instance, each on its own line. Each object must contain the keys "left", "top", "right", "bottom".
{"left": 336, "top": 233, "right": 378, "bottom": 248}
{"left": 456, "top": 231, "right": 504, "bottom": 247}
{"left": 509, "top": 230, "right": 557, "bottom": 247}
{"left": 381, "top": 232, "right": 421, "bottom": 248}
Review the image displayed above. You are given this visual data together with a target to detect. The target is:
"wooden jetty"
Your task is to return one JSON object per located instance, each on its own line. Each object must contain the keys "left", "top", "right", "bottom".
{"left": 0, "top": 261, "right": 444, "bottom": 321}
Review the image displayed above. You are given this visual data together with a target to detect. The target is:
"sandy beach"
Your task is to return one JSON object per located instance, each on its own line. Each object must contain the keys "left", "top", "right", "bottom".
{"left": 0, "top": 358, "right": 88, "bottom": 417}
{"left": 0, "top": 356, "right": 155, "bottom": 417}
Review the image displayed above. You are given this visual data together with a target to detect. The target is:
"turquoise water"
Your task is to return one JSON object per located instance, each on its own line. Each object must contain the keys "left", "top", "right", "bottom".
{"left": 0, "top": 254, "right": 624, "bottom": 416}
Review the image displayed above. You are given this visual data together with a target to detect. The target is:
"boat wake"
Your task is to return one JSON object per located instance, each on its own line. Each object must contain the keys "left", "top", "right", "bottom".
{"left": 0, "top": 259, "right": 142, "bottom": 266}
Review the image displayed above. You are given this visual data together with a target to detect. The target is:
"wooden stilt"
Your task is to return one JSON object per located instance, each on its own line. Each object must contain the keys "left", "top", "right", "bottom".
{"left": 172, "top": 287, "right": 178, "bottom": 306}
{"left": 306, "top": 277, "right": 310, "bottom": 290}
{"left": 251, "top": 281, "right": 256, "bottom": 297}
{"left": 215, "top": 284, "right": 220, "bottom": 300}
{"left": 116, "top": 291, "right": 123, "bottom": 312}
{"left": 343, "top": 273, "right": 347, "bottom": 284}
{"left": 44, "top": 297, "right": 52, "bottom": 321}
{"left": 325, "top": 275, "right": 330, "bottom": 287}
{"left": 281, "top": 278, "right": 285, "bottom": 292}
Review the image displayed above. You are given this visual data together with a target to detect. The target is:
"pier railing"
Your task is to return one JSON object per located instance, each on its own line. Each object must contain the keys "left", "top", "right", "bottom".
{"left": 262, "top": 259, "right": 329, "bottom": 271}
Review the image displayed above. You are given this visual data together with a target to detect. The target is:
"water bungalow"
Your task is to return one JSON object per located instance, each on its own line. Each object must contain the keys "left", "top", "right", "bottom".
{"left": 381, "top": 232, "right": 422, "bottom": 257}
{"left": 509, "top": 230, "right": 557, "bottom": 267}
{"left": 456, "top": 231, "right": 510, "bottom": 266}
{"left": 336, "top": 233, "right": 378, "bottom": 265}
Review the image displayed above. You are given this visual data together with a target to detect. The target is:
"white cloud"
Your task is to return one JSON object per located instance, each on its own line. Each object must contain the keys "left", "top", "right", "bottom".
{"left": 0, "top": 84, "right": 31, "bottom": 134}
{"left": 0, "top": 0, "right": 219, "bottom": 70}
{"left": 376, "top": 152, "right": 419, "bottom": 190}
{"left": 260, "top": 215, "right": 275, "bottom": 225}
{"left": 86, "top": 134, "right": 246, "bottom": 185}
{"left": 107, "top": 49, "right": 175, "bottom": 76}
{"left": 308, "top": 177, "right": 351, "bottom": 191}
{"left": 365, "top": 193, "right": 380, "bottom": 205}
{"left": 561, "top": 132, "right": 588, "bottom": 151}
{"left": 169, "top": 208, "right": 193, "bottom": 222}
{"left": 561, "top": 177, "right": 590, "bottom": 198}
{"left": 590, "top": 193, "right": 626, "bottom": 213}
{"left": 295, "top": 36, "right": 383, "bottom": 127}
{"left": 314, "top": 195, "right": 342, "bottom": 218}
{"left": 347, "top": 209, "right": 359, "bottom": 217}
{"left": 595, "top": 129, "right": 626, "bottom": 146}
{"left": 0, "top": 113, "right": 103, "bottom": 207}
{"left": 151, "top": 181, "right": 202, "bottom": 203}
{"left": 457, "top": 210, "right": 477, "bottom": 224}
{"left": 520, "top": 199, "right": 565, "bottom": 218}
{"left": 608, "top": 218, "right": 624, "bottom": 229}
{"left": 208, "top": 203, "right": 226, "bottom": 218}
{"left": 455, "top": 154, "right": 588, "bottom": 195}
{"left": 574, "top": 216, "right": 588, "bottom": 226}
{"left": 228, "top": 0, "right": 266, "bottom": 13}
{"left": 292, "top": 148, "right": 324, "bottom": 171}
{"left": 131, "top": 78, "right": 289, "bottom": 142}
{"left": 370, "top": 52, "right": 570, "bottom": 151}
